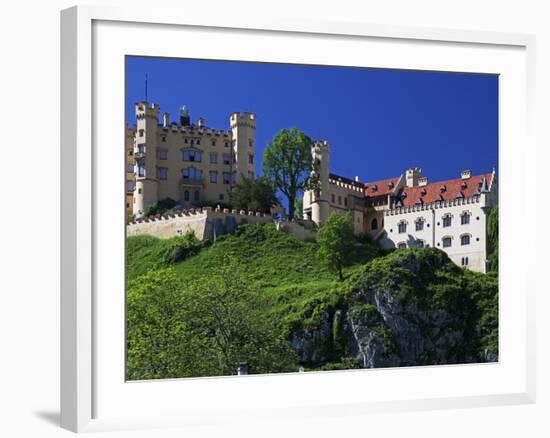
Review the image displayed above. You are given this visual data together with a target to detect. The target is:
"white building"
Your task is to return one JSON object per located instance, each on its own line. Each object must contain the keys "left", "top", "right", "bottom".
{"left": 304, "top": 143, "right": 497, "bottom": 273}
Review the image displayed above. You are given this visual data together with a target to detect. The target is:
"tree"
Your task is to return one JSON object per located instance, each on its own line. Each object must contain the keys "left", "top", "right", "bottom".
{"left": 487, "top": 206, "right": 498, "bottom": 272}
{"left": 263, "top": 128, "right": 315, "bottom": 219}
{"left": 316, "top": 212, "right": 356, "bottom": 281}
{"left": 126, "top": 259, "right": 297, "bottom": 379}
{"left": 294, "top": 196, "right": 303, "bottom": 220}
{"left": 144, "top": 197, "right": 177, "bottom": 217}
{"left": 229, "top": 176, "right": 279, "bottom": 214}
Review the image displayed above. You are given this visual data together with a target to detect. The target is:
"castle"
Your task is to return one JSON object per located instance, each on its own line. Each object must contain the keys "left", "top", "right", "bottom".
{"left": 127, "top": 102, "right": 497, "bottom": 273}
{"left": 303, "top": 141, "right": 498, "bottom": 273}
{"left": 127, "top": 102, "right": 256, "bottom": 217}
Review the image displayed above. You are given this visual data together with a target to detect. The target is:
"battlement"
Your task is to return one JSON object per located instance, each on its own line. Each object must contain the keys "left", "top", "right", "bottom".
{"left": 127, "top": 206, "right": 318, "bottom": 242}
{"left": 385, "top": 195, "right": 481, "bottom": 216}
{"left": 230, "top": 112, "right": 256, "bottom": 129}
{"left": 135, "top": 102, "right": 160, "bottom": 120}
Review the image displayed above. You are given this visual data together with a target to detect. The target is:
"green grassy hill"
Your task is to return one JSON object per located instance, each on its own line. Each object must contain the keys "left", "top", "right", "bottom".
{"left": 126, "top": 223, "right": 498, "bottom": 379}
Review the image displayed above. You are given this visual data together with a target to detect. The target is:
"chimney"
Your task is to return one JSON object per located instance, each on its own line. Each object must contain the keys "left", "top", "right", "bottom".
{"left": 179, "top": 106, "right": 190, "bottom": 126}
{"left": 197, "top": 117, "right": 205, "bottom": 128}
{"left": 354, "top": 176, "right": 360, "bottom": 183}
{"left": 405, "top": 167, "right": 422, "bottom": 187}
{"left": 162, "top": 112, "right": 170, "bottom": 128}
{"left": 461, "top": 169, "right": 472, "bottom": 179}
{"left": 418, "top": 177, "right": 428, "bottom": 187}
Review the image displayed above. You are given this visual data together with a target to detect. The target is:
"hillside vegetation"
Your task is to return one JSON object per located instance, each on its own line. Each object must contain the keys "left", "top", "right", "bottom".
{"left": 127, "top": 223, "right": 498, "bottom": 379}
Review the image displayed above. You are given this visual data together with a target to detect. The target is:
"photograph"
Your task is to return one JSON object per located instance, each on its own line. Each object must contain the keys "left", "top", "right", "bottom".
{"left": 125, "top": 56, "right": 499, "bottom": 380}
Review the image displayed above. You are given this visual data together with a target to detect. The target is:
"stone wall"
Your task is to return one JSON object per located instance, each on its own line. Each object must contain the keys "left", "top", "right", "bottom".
{"left": 127, "top": 206, "right": 318, "bottom": 242}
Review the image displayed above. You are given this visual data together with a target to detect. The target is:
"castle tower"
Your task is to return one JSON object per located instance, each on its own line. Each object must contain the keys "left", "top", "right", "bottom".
{"left": 133, "top": 102, "right": 160, "bottom": 216}
{"left": 310, "top": 140, "right": 330, "bottom": 226}
{"left": 230, "top": 112, "right": 256, "bottom": 182}
{"left": 405, "top": 167, "right": 422, "bottom": 187}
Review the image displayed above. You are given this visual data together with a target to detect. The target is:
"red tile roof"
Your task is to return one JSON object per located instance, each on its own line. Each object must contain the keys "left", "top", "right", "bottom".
{"left": 364, "top": 177, "right": 401, "bottom": 198}
{"left": 398, "top": 173, "right": 493, "bottom": 207}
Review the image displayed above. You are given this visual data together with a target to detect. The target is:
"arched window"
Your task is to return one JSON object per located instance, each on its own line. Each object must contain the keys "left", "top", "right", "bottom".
{"left": 461, "top": 234, "right": 471, "bottom": 246}
{"left": 194, "top": 190, "right": 200, "bottom": 201}
{"left": 371, "top": 218, "right": 378, "bottom": 230}
{"left": 184, "top": 190, "right": 190, "bottom": 201}
{"left": 398, "top": 220, "right": 407, "bottom": 234}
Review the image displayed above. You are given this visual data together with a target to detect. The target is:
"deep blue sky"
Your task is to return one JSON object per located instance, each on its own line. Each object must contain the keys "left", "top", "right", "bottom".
{"left": 126, "top": 56, "right": 498, "bottom": 184}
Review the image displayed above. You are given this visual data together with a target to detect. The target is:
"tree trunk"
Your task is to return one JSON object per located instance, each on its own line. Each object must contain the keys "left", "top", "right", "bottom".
{"left": 288, "top": 193, "right": 295, "bottom": 220}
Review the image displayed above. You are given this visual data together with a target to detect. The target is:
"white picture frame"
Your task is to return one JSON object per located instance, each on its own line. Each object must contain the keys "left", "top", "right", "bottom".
{"left": 60, "top": 5, "right": 536, "bottom": 433}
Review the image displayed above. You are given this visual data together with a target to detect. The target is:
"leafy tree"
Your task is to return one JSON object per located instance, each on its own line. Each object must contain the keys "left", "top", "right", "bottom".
{"left": 144, "top": 197, "right": 177, "bottom": 217}
{"left": 487, "top": 206, "right": 498, "bottom": 272}
{"left": 126, "top": 257, "right": 297, "bottom": 379}
{"left": 182, "top": 258, "right": 297, "bottom": 375}
{"left": 294, "top": 196, "right": 303, "bottom": 220}
{"left": 317, "top": 212, "right": 356, "bottom": 281}
{"left": 263, "top": 128, "right": 315, "bottom": 219}
{"left": 229, "top": 176, "right": 279, "bottom": 214}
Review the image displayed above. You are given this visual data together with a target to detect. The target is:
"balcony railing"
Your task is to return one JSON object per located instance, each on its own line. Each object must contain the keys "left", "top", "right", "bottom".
{"left": 180, "top": 177, "right": 204, "bottom": 186}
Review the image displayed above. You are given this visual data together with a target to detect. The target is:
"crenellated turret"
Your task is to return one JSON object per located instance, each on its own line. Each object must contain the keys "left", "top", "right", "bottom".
{"left": 230, "top": 112, "right": 256, "bottom": 183}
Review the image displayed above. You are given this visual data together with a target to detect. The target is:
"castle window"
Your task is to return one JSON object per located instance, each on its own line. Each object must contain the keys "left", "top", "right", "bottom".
{"left": 138, "top": 188, "right": 142, "bottom": 194}
{"left": 398, "top": 221, "right": 407, "bottom": 234}
{"left": 415, "top": 218, "right": 425, "bottom": 231}
{"left": 194, "top": 190, "right": 200, "bottom": 201}
{"left": 224, "top": 141, "right": 229, "bottom": 148}
{"left": 181, "top": 167, "right": 202, "bottom": 181}
{"left": 397, "top": 242, "right": 407, "bottom": 250}
{"left": 210, "top": 152, "right": 218, "bottom": 164}
{"left": 211, "top": 140, "right": 216, "bottom": 147}
{"left": 249, "top": 154, "right": 254, "bottom": 164}
{"left": 210, "top": 171, "right": 218, "bottom": 183}
{"left": 138, "top": 163, "right": 145, "bottom": 177}
{"left": 249, "top": 139, "right": 253, "bottom": 147}
{"left": 126, "top": 180, "right": 134, "bottom": 192}
{"left": 344, "top": 198, "right": 348, "bottom": 207}
{"left": 184, "top": 139, "right": 188, "bottom": 144}
{"left": 184, "top": 190, "right": 190, "bottom": 201}
{"left": 127, "top": 164, "right": 134, "bottom": 173}
{"left": 161, "top": 136, "right": 166, "bottom": 142}
{"left": 461, "top": 212, "right": 471, "bottom": 225}
{"left": 219, "top": 193, "right": 225, "bottom": 201}
{"left": 137, "top": 144, "right": 145, "bottom": 154}
{"left": 190, "top": 139, "right": 194, "bottom": 145}
{"left": 223, "top": 153, "right": 231, "bottom": 165}
{"left": 159, "top": 150, "right": 168, "bottom": 160}
{"left": 223, "top": 172, "right": 231, "bottom": 185}
{"left": 182, "top": 149, "right": 202, "bottom": 162}
{"left": 331, "top": 194, "right": 335, "bottom": 203}
{"left": 442, "top": 214, "right": 452, "bottom": 227}
{"left": 338, "top": 196, "right": 342, "bottom": 205}
{"left": 461, "top": 256, "right": 469, "bottom": 266}
{"left": 128, "top": 150, "right": 133, "bottom": 156}
{"left": 442, "top": 237, "right": 452, "bottom": 248}
{"left": 196, "top": 139, "right": 201, "bottom": 145}
{"left": 157, "top": 167, "right": 168, "bottom": 180}
{"left": 138, "top": 129, "right": 144, "bottom": 137}
{"left": 371, "top": 218, "right": 378, "bottom": 230}
{"left": 461, "top": 234, "right": 471, "bottom": 246}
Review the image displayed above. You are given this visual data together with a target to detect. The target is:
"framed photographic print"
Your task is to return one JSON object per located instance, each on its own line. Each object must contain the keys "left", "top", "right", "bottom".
{"left": 61, "top": 5, "right": 536, "bottom": 433}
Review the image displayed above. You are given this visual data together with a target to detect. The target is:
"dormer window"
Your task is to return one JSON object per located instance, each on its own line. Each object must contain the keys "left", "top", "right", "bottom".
{"left": 461, "top": 181, "right": 467, "bottom": 189}
{"left": 388, "top": 182, "right": 394, "bottom": 188}
{"left": 415, "top": 198, "right": 423, "bottom": 205}
{"left": 456, "top": 191, "right": 464, "bottom": 199}
{"left": 421, "top": 188, "right": 427, "bottom": 196}
{"left": 371, "top": 184, "right": 378, "bottom": 192}
{"left": 440, "top": 185, "right": 446, "bottom": 192}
